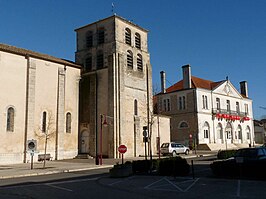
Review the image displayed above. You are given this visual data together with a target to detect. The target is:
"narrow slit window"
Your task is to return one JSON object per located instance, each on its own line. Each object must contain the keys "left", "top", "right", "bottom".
{"left": 7, "top": 107, "right": 14, "bottom": 132}
{"left": 66, "top": 112, "right": 71, "bottom": 133}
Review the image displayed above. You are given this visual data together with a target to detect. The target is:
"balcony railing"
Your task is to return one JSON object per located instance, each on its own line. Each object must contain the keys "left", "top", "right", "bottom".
{"left": 212, "top": 108, "right": 247, "bottom": 117}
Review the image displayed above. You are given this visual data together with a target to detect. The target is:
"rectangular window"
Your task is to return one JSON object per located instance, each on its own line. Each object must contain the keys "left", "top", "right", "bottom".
{"left": 182, "top": 96, "right": 186, "bottom": 109}
{"left": 164, "top": 99, "right": 170, "bottom": 111}
{"left": 236, "top": 102, "right": 240, "bottom": 114}
{"left": 204, "top": 130, "right": 209, "bottom": 138}
{"left": 86, "top": 35, "right": 93, "bottom": 47}
{"left": 245, "top": 104, "right": 249, "bottom": 115}
{"left": 226, "top": 100, "right": 230, "bottom": 112}
{"left": 202, "top": 95, "right": 208, "bottom": 109}
{"left": 98, "top": 29, "right": 105, "bottom": 44}
{"left": 216, "top": 98, "right": 220, "bottom": 110}
{"left": 179, "top": 97, "right": 182, "bottom": 110}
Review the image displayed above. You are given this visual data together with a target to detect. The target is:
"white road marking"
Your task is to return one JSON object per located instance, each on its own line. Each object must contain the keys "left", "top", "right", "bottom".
{"left": 144, "top": 177, "right": 166, "bottom": 189}
{"left": 237, "top": 180, "right": 241, "bottom": 197}
{"left": 46, "top": 184, "right": 73, "bottom": 192}
{"left": 183, "top": 178, "right": 199, "bottom": 192}
{"left": 164, "top": 178, "right": 184, "bottom": 192}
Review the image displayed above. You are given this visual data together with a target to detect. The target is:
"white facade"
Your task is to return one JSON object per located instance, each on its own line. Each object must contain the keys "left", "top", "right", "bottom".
{"left": 0, "top": 44, "right": 80, "bottom": 164}
{"left": 196, "top": 80, "right": 254, "bottom": 147}
{"left": 156, "top": 65, "right": 254, "bottom": 150}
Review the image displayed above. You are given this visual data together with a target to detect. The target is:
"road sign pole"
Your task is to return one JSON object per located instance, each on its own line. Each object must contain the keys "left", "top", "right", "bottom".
{"left": 30, "top": 152, "right": 34, "bottom": 170}
{"left": 122, "top": 154, "right": 124, "bottom": 165}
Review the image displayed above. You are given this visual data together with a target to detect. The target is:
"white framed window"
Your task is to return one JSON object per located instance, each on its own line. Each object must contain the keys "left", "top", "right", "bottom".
{"left": 202, "top": 95, "right": 208, "bottom": 109}
{"left": 226, "top": 100, "right": 230, "bottom": 112}
{"left": 236, "top": 102, "right": 240, "bottom": 114}
{"left": 216, "top": 98, "right": 220, "bottom": 110}
{"left": 178, "top": 96, "right": 186, "bottom": 110}
{"left": 244, "top": 104, "right": 249, "bottom": 115}
{"left": 163, "top": 99, "right": 170, "bottom": 111}
{"left": 203, "top": 122, "right": 210, "bottom": 138}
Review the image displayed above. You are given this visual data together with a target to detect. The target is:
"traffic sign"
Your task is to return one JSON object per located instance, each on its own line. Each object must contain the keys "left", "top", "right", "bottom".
{"left": 118, "top": 145, "right": 127, "bottom": 154}
{"left": 27, "top": 139, "right": 37, "bottom": 152}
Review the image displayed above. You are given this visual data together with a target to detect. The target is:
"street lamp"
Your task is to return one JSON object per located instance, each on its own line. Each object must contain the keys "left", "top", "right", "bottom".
{"left": 99, "top": 114, "right": 108, "bottom": 165}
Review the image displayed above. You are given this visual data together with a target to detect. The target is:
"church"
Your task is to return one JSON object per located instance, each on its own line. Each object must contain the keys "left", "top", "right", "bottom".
{"left": 0, "top": 15, "right": 170, "bottom": 164}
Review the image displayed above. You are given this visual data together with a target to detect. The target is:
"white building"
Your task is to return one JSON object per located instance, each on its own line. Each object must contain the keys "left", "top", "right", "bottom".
{"left": 0, "top": 44, "right": 80, "bottom": 164}
{"left": 155, "top": 64, "right": 254, "bottom": 150}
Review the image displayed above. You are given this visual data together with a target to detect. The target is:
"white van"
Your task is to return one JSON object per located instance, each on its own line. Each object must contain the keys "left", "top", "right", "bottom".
{"left": 160, "top": 142, "right": 190, "bottom": 156}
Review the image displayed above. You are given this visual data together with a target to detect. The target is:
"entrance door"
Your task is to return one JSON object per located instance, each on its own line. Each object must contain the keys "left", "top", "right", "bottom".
{"left": 81, "top": 130, "right": 89, "bottom": 153}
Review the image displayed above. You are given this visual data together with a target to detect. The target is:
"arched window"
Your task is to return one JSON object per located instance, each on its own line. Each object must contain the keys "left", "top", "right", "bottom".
{"left": 216, "top": 123, "right": 223, "bottom": 139}
{"left": 97, "top": 28, "right": 105, "bottom": 44}
{"left": 7, "top": 107, "right": 15, "bottom": 132}
{"left": 137, "top": 54, "right": 143, "bottom": 71}
{"left": 84, "top": 55, "right": 92, "bottom": 72}
{"left": 125, "top": 28, "right": 131, "bottom": 45}
{"left": 135, "top": 33, "right": 141, "bottom": 49}
{"left": 179, "top": 121, "right": 188, "bottom": 128}
{"left": 134, "top": 100, "right": 138, "bottom": 116}
{"left": 86, "top": 31, "right": 93, "bottom": 48}
{"left": 66, "top": 112, "right": 71, "bottom": 133}
{"left": 127, "top": 50, "right": 133, "bottom": 69}
{"left": 237, "top": 125, "right": 242, "bottom": 140}
{"left": 97, "top": 51, "right": 104, "bottom": 69}
{"left": 203, "top": 122, "right": 210, "bottom": 138}
{"left": 42, "top": 111, "right": 47, "bottom": 133}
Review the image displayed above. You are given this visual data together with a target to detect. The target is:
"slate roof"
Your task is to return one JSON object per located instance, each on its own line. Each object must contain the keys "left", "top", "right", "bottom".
{"left": 0, "top": 43, "right": 81, "bottom": 68}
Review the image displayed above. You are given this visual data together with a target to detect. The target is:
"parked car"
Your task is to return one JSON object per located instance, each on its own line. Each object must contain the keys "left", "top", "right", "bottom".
{"left": 211, "top": 147, "right": 266, "bottom": 178}
{"left": 160, "top": 142, "right": 190, "bottom": 156}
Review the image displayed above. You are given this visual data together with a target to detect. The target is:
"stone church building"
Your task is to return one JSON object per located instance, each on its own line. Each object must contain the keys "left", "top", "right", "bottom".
{"left": 76, "top": 15, "right": 170, "bottom": 159}
{"left": 0, "top": 44, "right": 80, "bottom": 164}
{"left": 0, "top": 15, "right": 170, "bottom": 164}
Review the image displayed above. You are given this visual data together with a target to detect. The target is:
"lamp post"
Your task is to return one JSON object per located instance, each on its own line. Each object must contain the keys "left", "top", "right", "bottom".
{"left": 99, "top": 114, "right": 108, "bottom": 165}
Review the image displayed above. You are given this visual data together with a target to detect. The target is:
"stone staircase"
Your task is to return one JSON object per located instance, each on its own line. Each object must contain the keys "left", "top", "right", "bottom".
{"left": 197, "top": 143, "right": 250, "bottom": 151}
{"left": 74, "top": 154, "right": 94, "bottom": 159}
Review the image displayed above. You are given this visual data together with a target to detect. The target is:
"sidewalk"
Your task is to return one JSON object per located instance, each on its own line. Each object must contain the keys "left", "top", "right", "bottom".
{"left": 0, "top": 151, "right": 217, "bottom": 180}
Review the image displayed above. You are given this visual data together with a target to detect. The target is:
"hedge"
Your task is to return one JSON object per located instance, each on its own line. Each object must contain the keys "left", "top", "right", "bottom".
{"left": 217, "top": 149, "right": 238, "bottom": 159}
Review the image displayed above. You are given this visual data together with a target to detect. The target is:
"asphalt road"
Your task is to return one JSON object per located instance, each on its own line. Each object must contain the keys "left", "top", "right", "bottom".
{"left": 0, "top": 156, "right": 266, "bottom": 199}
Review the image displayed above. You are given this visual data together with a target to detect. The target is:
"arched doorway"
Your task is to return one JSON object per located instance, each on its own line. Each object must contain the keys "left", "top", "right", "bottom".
{"left": 236, "top": 125, "right": 242, "bottom": 144}
{"left": 80, "top": 130, "right": 90, "bottom": 153}
{"left": 225, "top": 122, "right": 233, "bottom": 144}
{"left": 216, "top": 123, "right": 223, "bottom": 144}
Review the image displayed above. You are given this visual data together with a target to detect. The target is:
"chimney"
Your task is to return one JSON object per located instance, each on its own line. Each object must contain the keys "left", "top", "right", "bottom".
{"left": 182, "top": 64, "right": 192, "bottom": 89}
{"left": 160, "top": 71, "right": 166, "bottom": 93}
{"left": 240, "top": 81, "right": 248, "bottom": 97}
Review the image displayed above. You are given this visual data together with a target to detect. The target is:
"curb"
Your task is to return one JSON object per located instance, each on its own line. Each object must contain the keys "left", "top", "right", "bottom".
{"left": 0, "top": 165, "right": 113, "bottom": 180}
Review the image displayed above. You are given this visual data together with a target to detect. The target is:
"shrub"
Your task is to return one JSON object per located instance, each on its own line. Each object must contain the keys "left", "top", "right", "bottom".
{"left": 217, "top": 149, "right": 237, "bottom": 159}
{"left": 157, "top": 157, "right": 190, "bottom": 176}
{"left": 132, "top": 160, "right": 151, "bottom": 174}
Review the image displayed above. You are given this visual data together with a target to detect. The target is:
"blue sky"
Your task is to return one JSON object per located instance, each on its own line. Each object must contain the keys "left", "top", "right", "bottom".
{"left": 0, "top": 0, "right": 265, "bottom": 119}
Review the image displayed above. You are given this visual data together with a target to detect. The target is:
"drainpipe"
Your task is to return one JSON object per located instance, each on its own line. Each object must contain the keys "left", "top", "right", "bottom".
{"left": 23, "top": 55, "right": 30, "bottom": 163}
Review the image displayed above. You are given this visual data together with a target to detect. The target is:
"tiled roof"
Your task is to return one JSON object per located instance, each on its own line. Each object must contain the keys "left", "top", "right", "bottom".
{"left": 0, "top": 43, "right": 81, "bottom": 68}
{"left": 166, "top": 76, "right": 224, "bottom": 93}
